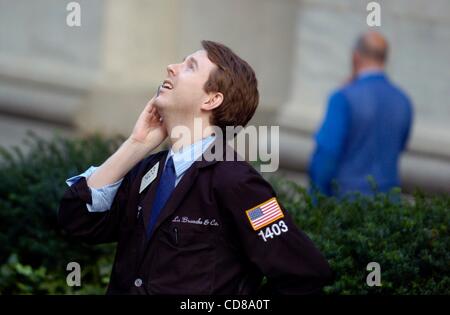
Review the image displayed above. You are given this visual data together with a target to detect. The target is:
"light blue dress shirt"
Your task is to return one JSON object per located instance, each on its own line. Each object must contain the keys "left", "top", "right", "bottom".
{"left": 66, "top": 135, "right": 216, "bottom": 212}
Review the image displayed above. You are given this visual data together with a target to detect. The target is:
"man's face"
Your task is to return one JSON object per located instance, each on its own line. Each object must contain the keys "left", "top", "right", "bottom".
{"left": 155, "top": 49, "right": 217, "bottom": 119}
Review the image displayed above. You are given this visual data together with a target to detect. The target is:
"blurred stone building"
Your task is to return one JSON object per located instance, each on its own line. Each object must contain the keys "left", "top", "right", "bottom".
{"left": 0, "top": 0, "right": 449, "bottom": 193}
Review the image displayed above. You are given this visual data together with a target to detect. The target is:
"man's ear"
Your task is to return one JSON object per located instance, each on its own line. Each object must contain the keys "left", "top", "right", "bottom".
{"left": 202, "top": 92, "right": 223, "bottom": 111}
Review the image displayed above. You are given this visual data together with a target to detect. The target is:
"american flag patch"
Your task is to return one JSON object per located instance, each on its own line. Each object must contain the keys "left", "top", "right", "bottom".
{"left": 245, "top": 197, "right": 284, "bottom": 231}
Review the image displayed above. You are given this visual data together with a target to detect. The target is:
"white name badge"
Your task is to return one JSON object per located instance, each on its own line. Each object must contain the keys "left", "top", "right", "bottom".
{"left": 139, "top": 162, "right": 159, "bottom": 193}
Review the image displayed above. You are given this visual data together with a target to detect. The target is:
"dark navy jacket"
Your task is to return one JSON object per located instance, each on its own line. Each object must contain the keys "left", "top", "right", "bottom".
{"left": 309, "top": 72, "right": 413, "bottom": 197}
{"left": 59, "top": 141, "right": 332, "bottom": 294}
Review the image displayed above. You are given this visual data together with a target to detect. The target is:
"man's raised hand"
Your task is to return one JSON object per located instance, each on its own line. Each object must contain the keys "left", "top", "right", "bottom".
{"left": 129, "top": 95, "right": 168, "bottom": 149}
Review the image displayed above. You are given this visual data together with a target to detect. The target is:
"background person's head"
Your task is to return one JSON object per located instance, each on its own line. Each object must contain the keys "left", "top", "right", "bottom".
{"left": 352, "top": 31, "right": 389, "bottom": 76}
{"left": 154, "top": 40, "right": 259, "bottom": 141}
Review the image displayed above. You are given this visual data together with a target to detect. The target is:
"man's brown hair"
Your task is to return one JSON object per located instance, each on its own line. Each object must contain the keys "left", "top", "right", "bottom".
{"left": 201, "top": 40, "right": 259, "bottom": 132}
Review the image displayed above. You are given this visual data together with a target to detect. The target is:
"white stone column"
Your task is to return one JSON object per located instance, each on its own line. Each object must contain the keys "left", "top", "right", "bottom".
{"left": 0, "top": 0, "right": 105, "bottom": 143}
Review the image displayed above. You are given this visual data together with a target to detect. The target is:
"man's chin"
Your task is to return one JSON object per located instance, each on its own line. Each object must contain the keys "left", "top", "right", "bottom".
{"left": 153, "top": 96, "right": 166, "bottom": 109}
{"left": 154, "top": 97, "right": 175, "bottom": 116}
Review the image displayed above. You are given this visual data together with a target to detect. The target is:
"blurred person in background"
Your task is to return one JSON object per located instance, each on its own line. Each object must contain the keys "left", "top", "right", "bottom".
{"left": 309, "top": 31, "right": 413, "bottom": 197}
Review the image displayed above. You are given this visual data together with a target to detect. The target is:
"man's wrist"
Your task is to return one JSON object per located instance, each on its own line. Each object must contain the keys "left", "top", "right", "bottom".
{"left": 124, "top": 137, "right": 156, "bottom": 159}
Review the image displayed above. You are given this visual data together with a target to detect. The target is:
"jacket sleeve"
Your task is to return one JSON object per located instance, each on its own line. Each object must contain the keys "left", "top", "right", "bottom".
{"left": 58, "top": 163, "right": 138, "bottom": 245}
{"left": 309, "top": 90, "right": 350, "bottom": 196}
{"left": 66, "top": 165, "right": 124, "bottom": 213}
{"left": 216, "top": 163, "right": 333, "bottom": 294}
{"left": 401, "top": 96, "right": 414, "bottom": 151}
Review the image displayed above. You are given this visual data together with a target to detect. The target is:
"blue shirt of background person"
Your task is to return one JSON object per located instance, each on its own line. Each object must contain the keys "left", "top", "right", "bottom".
{"left": 309, "top": 31, "right": 413, "bottom": 197}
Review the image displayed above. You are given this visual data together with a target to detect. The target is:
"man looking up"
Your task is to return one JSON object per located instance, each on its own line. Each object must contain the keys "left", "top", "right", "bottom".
{"left": 59, "top": 40, "right": 332, "bottom": 294}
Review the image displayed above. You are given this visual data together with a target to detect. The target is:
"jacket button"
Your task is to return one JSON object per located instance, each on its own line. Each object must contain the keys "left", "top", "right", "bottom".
{"left": 134, "top": 278, "right": 143, "bottom": 287}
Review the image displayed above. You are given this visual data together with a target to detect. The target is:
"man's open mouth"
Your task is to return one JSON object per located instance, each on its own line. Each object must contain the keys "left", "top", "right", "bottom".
{"left": 161, "top": 80, "right": 173, "bottom": 90}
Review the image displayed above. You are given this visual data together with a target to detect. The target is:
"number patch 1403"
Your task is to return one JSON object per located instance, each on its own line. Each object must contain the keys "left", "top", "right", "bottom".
{"left": 257, "top": 220, "right": 288, "bottom": 242}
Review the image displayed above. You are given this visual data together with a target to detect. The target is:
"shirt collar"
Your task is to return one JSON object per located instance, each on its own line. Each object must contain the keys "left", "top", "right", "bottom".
{"left": 357, "top": 68, "right": 385, "bottom": 79}
{"left": 166, "top": 135, "right": 216, "bottom": 177}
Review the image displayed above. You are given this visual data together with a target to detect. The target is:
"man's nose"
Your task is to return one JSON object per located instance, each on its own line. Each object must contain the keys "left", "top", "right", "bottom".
{"left": 166, "top": 63, "right": 176, "bottom": 77}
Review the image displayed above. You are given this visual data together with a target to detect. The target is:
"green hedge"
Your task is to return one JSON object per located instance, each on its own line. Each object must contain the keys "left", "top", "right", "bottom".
{"left": 0, "top": 132, "right": 448, "bottom": 294}
{"left": 0, "top": 132, "right": 123, "bottom": 294}
{"left": 269, "top": 177, "right": 449, "bottom": 294}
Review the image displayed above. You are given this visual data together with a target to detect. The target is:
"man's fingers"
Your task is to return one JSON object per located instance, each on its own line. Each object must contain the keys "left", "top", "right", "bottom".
{"left": 145, "top": 100, "right": 155, "bottom": 114}
{"left": 143, "top": 85, "right": 160, "bottom": 113}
